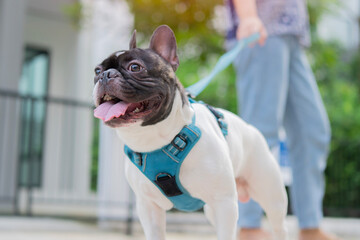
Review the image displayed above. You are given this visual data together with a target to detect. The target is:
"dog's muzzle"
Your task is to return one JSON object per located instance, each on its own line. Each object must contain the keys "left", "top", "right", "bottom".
{"left": 98, "top": 68, "right": 121, "bottom": 85}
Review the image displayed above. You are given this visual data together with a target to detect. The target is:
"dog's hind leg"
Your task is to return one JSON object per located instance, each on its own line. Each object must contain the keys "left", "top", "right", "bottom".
{"left": 243, "top": 131, "right": 289, "bottom": 239}
{"left": 264, "top": 202, "right": 288, "bottom": 240}
{"left": 246, "top": 169, "right": 288, "bottom": 239}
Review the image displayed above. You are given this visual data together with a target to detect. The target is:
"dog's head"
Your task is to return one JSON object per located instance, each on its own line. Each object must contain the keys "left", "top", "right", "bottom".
{"left": 93, "top": 25, "right": 186, "bottom": 128}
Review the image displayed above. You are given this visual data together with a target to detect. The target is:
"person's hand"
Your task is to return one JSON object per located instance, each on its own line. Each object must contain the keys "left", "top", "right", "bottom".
{"left": 236, "top": 16, "right": 267, "bottom": 45}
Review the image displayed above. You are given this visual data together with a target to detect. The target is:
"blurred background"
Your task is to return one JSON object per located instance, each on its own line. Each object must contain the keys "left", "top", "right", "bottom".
{"left": 0, "top": 0, "right": 359, "bottom": 236}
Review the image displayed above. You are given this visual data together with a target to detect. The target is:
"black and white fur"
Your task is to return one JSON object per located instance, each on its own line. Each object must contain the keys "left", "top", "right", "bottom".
{"left": 93, "top": 25, "right": 288, "bottom": 240}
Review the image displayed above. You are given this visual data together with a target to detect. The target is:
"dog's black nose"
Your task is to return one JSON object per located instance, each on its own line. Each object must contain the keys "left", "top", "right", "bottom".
{"left": 99, "top": 69, "right": 120, "bottom": 84}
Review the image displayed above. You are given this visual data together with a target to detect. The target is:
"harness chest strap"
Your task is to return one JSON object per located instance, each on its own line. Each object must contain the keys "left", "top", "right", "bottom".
{"left": 124, "top": 101, "right": 228, "bottom": 212}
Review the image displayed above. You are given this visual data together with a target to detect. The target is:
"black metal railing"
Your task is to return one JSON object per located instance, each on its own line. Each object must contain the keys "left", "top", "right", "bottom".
{"left": 0, "top": 89, "right": 90, "bottom": 213}
{"left": 0, "top": 90, "right": 120, "bottom": 201}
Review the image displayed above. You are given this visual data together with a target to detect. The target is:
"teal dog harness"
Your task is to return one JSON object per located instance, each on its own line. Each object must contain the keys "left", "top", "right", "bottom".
{"left": 124, "top": 100, "right": 227, "bottom": 212}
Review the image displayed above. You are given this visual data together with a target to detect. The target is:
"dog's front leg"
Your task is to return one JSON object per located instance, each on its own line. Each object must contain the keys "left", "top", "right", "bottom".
{"left": 136, "top": 197, "right": 166, "bottom": 240}
{"left": 205, "top": 197, "right": 238, "bottom": 240}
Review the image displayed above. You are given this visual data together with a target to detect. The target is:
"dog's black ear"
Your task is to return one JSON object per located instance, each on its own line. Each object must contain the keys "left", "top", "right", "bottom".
{"left": 129, "top": 30, "right": 137, "bottom": 49}
{"left": 149, "top": 25, "right": 179, "bottom": 71}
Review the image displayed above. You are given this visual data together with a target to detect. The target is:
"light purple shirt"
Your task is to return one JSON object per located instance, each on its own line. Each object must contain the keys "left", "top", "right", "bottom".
{"left": 225, "top": 0, "right": 310, "bottom": 46}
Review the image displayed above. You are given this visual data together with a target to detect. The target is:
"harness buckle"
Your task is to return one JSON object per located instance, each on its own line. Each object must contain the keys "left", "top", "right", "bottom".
{"left": 155, "top": 173, "right": 183, "bottom": 197}
{"left": 171, "top": 134, "right": 187, "bottom": 151}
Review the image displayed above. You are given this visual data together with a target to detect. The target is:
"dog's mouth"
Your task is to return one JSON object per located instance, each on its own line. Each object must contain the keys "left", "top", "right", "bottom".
{"left": 94, "top": 94, "right": 161, "bottom": 124}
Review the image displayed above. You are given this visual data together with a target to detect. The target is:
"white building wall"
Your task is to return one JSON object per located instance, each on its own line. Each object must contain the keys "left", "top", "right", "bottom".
{"left": 0, "top": 0, "right": 26, "bottom": 213}
{"left": 15, "top": 0, "right": 94, "bottom": 215}
{"left": 0, "top": 0, "right": 26, "bottom": 90}
{"left": 23, "top": 0, "right": 134, "bottom": 218}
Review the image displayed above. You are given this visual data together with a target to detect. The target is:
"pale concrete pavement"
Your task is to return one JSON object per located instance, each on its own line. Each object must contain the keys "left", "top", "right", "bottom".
{"left": 0, "top": 215, "right": 359, "bottom": 240}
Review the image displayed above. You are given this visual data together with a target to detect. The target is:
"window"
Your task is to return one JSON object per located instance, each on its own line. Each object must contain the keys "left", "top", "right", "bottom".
{"left": 18, "top": 46, "right": 50, "bottom": 187}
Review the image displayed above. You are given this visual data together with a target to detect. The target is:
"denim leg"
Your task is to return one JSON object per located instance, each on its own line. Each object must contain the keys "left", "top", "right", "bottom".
{"left": 283, "top": 39, "right": 331, "bottom": 229}
{"left": 237, "top": 200, "right": 263, "bottom": 228}
{"left": 232, "top": 36, "right": 291, "bottom": 228}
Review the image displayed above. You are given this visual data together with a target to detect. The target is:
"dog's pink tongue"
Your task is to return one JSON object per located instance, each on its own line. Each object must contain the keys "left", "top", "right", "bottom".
{"left": 94, "top": 101, "right": 131, "bottom": 122}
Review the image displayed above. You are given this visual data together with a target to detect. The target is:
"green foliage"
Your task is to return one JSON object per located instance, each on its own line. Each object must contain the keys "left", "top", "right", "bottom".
{"left": 322, "top": 80, "right": 360, "bottom": 216}
{"left": 177, "top": 47, "right": 238, "bottom": 113}
{"left": 91, "top": 118, "right": 100, "bottom": 191}
{"left": 310, "top": 39, "right": 360, "bottom": 215}
{"left": 125, "top": 0, "right": 237, "bottom": 111}
{"left": 305, "top": 1, "right": 360, "bottom": 215}
{"left": 62, "top": 2, "right": 83, "bottom": 30}
{"left": 350, "top": 53, "right": 360, "bottom": 94}
{"left": 125, "top": 0, "right": 224, "bottom": 59}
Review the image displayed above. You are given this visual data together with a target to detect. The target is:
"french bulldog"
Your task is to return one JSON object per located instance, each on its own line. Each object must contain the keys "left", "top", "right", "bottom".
{"left": 93, "top": 25, "right": 288, "bottom": 240}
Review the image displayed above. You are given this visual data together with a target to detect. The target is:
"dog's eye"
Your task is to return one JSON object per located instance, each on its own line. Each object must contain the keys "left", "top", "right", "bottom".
{"left": 129, "top": 63, "right": 143, "bottom": 72}
{"left": 95, "top": 68, "right": 101, "bottom": 75}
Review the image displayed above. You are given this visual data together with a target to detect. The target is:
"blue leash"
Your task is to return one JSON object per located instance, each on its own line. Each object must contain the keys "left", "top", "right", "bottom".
{"left": 186, "top": 33, "right": 260, "bottom": 97}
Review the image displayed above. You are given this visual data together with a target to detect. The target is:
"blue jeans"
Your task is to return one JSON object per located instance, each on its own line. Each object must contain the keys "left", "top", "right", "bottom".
{"left": 228, "top": 35, "right": 331, "bottom": 229}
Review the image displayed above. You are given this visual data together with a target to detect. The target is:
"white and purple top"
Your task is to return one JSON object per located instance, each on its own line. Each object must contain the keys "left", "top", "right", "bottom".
{"left": 225, "top": 0, "right": 310, "bottom": 46}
